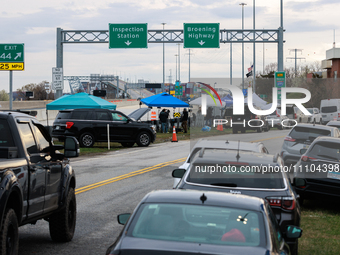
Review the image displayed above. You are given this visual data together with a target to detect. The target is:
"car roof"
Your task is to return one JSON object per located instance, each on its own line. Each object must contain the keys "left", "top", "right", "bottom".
{"left": 142, "top": 189, "right": 265, "bottom": 212}
{"left": 313, "top": 136, "right": 340, "bottom": 143}
{"left": 192, "top": 150, "right": 276, "bottom": 165}
{"left": 192, "top": 139, "right": 263, "bottom": 151}
{"left": 326, "top": 121, "right": 340, "bottom": 127}
{"left": 293, "top": 123, "right": 337, "bottom": 131}
{"left": 0, "top": 111, "right": 36, "bottom": 119}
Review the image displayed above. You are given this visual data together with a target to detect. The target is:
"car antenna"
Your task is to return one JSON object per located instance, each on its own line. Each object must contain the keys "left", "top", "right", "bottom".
{"left": 236, "top": 140, "right": 241, "bottom": 161}
{"left": 200, "top": 193, "right": 207, "bottom": 204}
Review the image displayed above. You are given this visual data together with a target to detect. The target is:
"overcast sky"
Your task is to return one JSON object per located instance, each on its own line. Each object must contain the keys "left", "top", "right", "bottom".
{"left": 0, "top": 0, "right": 339, "bottom": 92}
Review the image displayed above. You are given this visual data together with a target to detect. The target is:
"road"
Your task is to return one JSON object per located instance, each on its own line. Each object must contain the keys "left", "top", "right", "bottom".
{"left": 17, "top": 129, "right": 289, "bottom": 255}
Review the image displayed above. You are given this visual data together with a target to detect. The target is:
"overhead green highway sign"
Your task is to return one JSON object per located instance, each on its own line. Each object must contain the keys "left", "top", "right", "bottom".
{"left": 109, "top": 23, "right": 148, "bottom": 49}
{"left": 183, "top": 23, "right": 220, "bottom": 48}
{"left": 0, "top": 43, "right": 24, "bottom": 71}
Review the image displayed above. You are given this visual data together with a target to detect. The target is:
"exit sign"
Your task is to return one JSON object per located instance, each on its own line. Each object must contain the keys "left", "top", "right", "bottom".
{"left": 0, "top": 43, "right": 24, "bottom": 71}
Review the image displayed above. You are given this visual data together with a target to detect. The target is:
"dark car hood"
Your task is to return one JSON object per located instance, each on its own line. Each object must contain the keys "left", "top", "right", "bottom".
{"left": 118, "top": 237, "right": 268, "bottom": 255}
{"left": 128, "top": 108, "right": 151, "bottom": 121}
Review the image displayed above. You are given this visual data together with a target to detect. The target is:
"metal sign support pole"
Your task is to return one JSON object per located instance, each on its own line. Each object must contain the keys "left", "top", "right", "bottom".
{"left": 9, "top": 71, "right": 13, "bottom": 110}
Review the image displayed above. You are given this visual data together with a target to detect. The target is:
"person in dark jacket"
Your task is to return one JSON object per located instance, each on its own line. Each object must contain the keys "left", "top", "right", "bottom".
{"left": 181, "top": 108, "right": 189, "bottom": 133}
{"left": 159, "top": 109, "right": 169, "bottom": 133}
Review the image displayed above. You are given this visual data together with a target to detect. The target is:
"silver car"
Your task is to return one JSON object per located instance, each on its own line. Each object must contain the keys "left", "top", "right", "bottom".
{"left": 280, "top": 124, "right": 340, "bottom": 166}
{"left": 173, "top": 139, "right": 269, "bottom": 188}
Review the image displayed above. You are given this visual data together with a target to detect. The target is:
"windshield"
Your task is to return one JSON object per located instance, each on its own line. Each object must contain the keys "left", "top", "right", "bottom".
{"left": 0, "top": 119, "right": 15, "bottom": 147}
{"left": 307, "top": 108, "right": 313, "bottom": 114}
{"left": 321, "top": 106, "right": 337, "bottom": 113}
{"left": 187, "top": 164, "right": 285, "bottom": 189}
{"left": 308, "top": 142, "right": 340, "bottom": 161}
{"left": 127, "top": 203, "right": 264, "bottom": 247}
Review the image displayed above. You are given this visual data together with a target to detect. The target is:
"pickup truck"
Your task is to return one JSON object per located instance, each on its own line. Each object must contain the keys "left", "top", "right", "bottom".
{"left": 0, "top": 111, "right": 79, "bottom": 254}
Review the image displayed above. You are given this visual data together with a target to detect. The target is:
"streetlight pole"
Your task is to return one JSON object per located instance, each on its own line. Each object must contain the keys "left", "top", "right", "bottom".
{"left": 240, "top": 3, "right": 247, "bottom": 91}
{"left": 177, "top": 43, "right": 181, "bottom": 82}
{"left": 175, "top": 54, "right": 178, "bottom": 81}
{"left": 162, "top": 23, "right": 166, "bottom": 92}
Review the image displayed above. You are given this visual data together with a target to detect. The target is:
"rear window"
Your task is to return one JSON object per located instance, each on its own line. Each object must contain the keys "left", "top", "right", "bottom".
{"left": 290, "top": 127, "right": 331, "bottom": 141}
{"left": 71, "top": 111, "right": 89, "bottom": 120}
{"left": 321, "top": 106, "right": 337, "bottom": 113}
{"left": 308, "top": 142, "right": 340, "bottom": 161}
{"left": 0, "top": 119, "right": 15, "bottom": 147}
{"left": 56, "top": 111, "right": 72, "bottom": 119}
{"left": 187, "top": 163, "right": 284, "bottom": 189}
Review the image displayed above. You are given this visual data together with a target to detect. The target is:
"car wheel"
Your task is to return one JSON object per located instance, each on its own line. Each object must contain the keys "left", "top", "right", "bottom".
{"left": 79, "top": 132, "right": 95, "bottom": 148}
{"left": 257, "top": 127, "right": 262, "bottom": 133}
{"left": 136, "top": 132, "right": 151, "bottom": 147}
{"left": 232, "top": 128, "right": 238, "bottom": 134}
{"left": 241, "top": 128, "right": 246, "bottom": 133}
{"left": 319, "top": 118, "right": 322, "bottom": 125}
{"left": 0, "top": 209, "right": 19, "bottom": 255}
{"left": 299, "top": 118, "right": 302, "bottom": 123}
{"left": 121, "top": 142, "right": 134, "bottom": 147}
{"left": 290, "top": 240, "right": 298, "bottom": 255}
{"left": 49, "top": 187, "right": 76, "bottom": 242}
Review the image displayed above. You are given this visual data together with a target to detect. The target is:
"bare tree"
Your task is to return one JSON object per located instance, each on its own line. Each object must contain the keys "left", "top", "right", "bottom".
{"left": 0, "top": 90, "right": 9, "bottom": 101}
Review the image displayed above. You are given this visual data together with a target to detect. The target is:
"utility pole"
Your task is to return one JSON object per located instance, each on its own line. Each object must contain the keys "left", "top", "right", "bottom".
{"left": 177, "top": 43, "right": 181, "bottom": 81}
{"left": 240, "top": 3, "right": 247, "bottom": 90}
{"left": 175, "top": 54, "right": 178, "bottom": 81}
{"left": 286, "top": 49, "right": 305, "bottom": 77}
{"left": 185, "top": 49, "right": 193, "bottom": 82}
{"left": 162, "top": 23, "right": 166, "bottom": 92}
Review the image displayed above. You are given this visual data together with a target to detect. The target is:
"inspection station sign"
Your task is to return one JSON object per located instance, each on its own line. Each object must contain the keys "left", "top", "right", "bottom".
{"left": 0, "top": 43, "right": 24, "bottom": 71}
{"left": 109, "top": 23, "right": 148, "bottom": 48}
{"left": 183, "top": 23, "right": 220, "bottom": 48}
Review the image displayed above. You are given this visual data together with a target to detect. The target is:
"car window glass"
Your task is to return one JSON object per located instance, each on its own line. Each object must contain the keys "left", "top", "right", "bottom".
{"left": 308, "top": 142, "right": 340, "bottom": 161}
{"left": 266, "top": 203, "right": 282, "bottom": 245}
{"left": 307, "top": 108, "right": 313, "bottom": 114}
{"left": 17, "top": 123, "right": 38, "bottom": 154}
{"left": 128, "top": 203, "right": 264, "bottom": 247}
{"left": 289, "top": 127, "right": 331, "bottom": 141}
{"left": 112, "top": 113, "right": 128, "bottom": 121}
{"left": 0, "top": 120, "right": 15, "bottom": 147}
{"left": 321, "top": 106, "right": 337, "bottom": 113}
{"left": 187, "top": 163, "right": 285, "bottom": 189}
{"left": 32, "top": 125, "right": 50, "bottom": 153}
{"left": 95, "top": 112, "right": 110, "bottom": 121}
{"left": 72, "top": 111, "right": 88, "bottom": 119}
{"left": 56, "top": 111, "right": 71, "bottom": 119}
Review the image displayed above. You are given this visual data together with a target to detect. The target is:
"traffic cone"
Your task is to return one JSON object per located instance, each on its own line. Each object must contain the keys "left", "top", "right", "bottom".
{"left": 171, "top": 126, "right": 178, "bottom": 142}
{"left": 217, "top": 124, "right": 223, "bottom": 131}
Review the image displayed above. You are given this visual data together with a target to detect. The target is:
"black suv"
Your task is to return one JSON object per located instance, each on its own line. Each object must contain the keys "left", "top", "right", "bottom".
{"left": 52, "top": 108, "right": 156, "bottom": 147}
{"left": 231, "top": 104, "right": 270, "bottom": 134}
{"left": 173, "top": 149, "right": 301, "bottom": 254}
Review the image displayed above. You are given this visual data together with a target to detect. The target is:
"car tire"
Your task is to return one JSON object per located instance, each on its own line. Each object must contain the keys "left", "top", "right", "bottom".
{"left": 0, "top": 209, "right": 19, "bottom": 255}
{"left": 232, "top": 128, "right": 238, "bottom": 134}
{"left": 49, "top": 187, "right": 76, "bottom": 242}
{"left": 319, "top": 118, "right": 322, "bottom": 125}
{"left": 257, "top": 127, "right": 262, "bottom": 133}
{"left": 241, "top": 128, "right": 246, "bottom": 133}
{"left": 136, "top": 132, "right": 151, "bottom": 147}
{"left": 121, "top": 142, "right": 134, "bottom": 147}
{"left": 290, "top": 240, "right": 298, "bottom": 255}
{"left": 79, "top": 132, "right": 95, "bottom": 148}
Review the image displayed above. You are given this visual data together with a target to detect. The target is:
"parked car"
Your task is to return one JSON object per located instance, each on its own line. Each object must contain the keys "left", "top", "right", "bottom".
{"left": 106, "top": 190, "right": 302, "bottom": 255}
{"left": 295, "top": 108, "right": 309, "bottom": 123}
{"left": 173, "top": 139, "right": 269, "bottom": 188}
{"left": 265, "top": 110, "right": 289, "bottom": 130}
{"left": 173, "top": 149, "right": 301, "bottom": 254}
{"left": 326, "top": 120, "right": 340, "bottom": 131}
{"left": 320, "top": 98, "right": 340, "bottom": 124}
{"left": 280, "top": 124, "right": 340, "bottom": 166}
{"left": 231, "top": 104, "right": 270, "bottom": 134}
{"left": 294, "top": 136, "right": 340, "bottom": 204}
{"left": 51, "top": 108, "right": 156, "bottom": 147}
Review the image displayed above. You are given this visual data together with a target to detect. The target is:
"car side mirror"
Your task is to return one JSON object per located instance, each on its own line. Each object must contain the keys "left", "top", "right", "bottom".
{"left": 117, "top": 213, "right": 131, "bottom": 225}
{"left": 293, "top": 178, "right": 306, "bottom": 187}
{"left": 286, "top": 225, "right": 302, "bottom": 239}
{"left": 64, "top": 137, "right": 79, "bottom": 158}
{"left": 300, "top": 148, "right": 307, "bottom": 155}
{"left": 172, "top": 169, "right": 186, "bottom": 178}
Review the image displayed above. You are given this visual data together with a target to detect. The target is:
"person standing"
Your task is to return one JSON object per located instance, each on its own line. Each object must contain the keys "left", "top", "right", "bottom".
{"left": 159, "top": 109, "right": 169, "bottom": 133}
{"left": 181, "top": 108, "right": 189, "bottom": 133}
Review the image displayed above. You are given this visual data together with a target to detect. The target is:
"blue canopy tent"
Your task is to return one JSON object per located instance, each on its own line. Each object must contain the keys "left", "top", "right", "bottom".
{"left": 141, "top": 92, "right": 189, "bottom": 108}
{"left": 45, "top": 93, "right": 116, "bottom": 126}
{"left": 46, "top": 92, "right": 117, "bottom": 110}
{"left": 221, "top": 94, "right": 233, "bottom": 107}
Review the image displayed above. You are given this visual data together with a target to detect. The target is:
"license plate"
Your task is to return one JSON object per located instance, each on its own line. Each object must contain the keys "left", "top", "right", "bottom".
{"left": 327, "top": 171, "right": 340, "bottom": 180}
{"left": 302, "top": 145, "right": 309, "bottom": 149}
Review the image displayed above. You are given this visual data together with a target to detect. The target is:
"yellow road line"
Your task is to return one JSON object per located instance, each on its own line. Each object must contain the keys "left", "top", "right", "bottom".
{"left": 75, "top": 157, "right": 186, "bottom": 195}
{"left": 250, "top": 135, "right": 286, "bottom": 143}
{"left": 76, "top": 134, "right": 286, "bottom": 195}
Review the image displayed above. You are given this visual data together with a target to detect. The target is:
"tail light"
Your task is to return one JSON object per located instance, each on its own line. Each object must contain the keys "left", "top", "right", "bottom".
{"left": 267, "top": 197, "right": 296, "bottom": 210}
{"left": 294, "top": 113, "right": 297, "bottom": 119}
{"left": 338, "top": 113, "right": 340, "bottom": 118}
{"left": 255, "top": 115, "right": 259, "bottom": 119}
{"left": 301, "top": 155, "right": 316, "bottom": 162}
{"left": 66, "top": 122, "right": 74, "bottom": 129}
{"left": 284, "top": 136, "right": 296, "bottom": 142}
